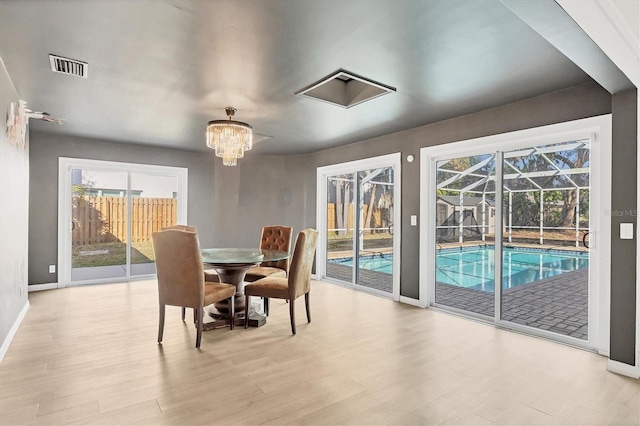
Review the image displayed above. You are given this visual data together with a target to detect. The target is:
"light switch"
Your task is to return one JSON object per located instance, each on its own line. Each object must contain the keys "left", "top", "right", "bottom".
{"left": 620, "top": 223, "right": 634, "bottom": 240}
{"left": 410, "top": 215, "right": 417, "bottom": 226}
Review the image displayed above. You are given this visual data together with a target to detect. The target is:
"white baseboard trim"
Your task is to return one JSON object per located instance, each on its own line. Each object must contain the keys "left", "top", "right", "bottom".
{"left": 0, "top": 300, "right": 29, "bottom": 364}
{"left": 399, "top": 295, "right": 423, "bottom": 307}
{"left": 28, "top": 283, "right": 58, "bottom": 292}
{"left": 606, "top": 359, "right": 640, "bottom": 378}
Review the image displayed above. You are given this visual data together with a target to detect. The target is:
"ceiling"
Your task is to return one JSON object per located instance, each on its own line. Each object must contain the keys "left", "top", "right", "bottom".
{"left": 0, "top": 0, "right": 595, "bottom": 155}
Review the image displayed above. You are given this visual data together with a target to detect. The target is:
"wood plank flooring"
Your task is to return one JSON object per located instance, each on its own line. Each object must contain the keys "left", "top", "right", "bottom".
{"left": 1, "top": 280, "right": 638, "bottom": 425}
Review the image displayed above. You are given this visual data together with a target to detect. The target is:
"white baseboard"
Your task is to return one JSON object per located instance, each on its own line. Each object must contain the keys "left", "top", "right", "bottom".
{"left": 399, "top": 295, "right": 423, "bottom": 307}
{"left": 28, "top": 283, "right": 58, "bottom": 292}
{"left": 606, "top": 359, "right": 640, "bottom": 378}
{"left": 0, "top": 300, "right": 29, "bottom": 364}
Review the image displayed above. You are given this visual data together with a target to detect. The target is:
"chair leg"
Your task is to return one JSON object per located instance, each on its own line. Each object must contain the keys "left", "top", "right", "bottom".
{"left": 264, "top": 297, "right": 269, "bottom": 316}
{"left": 305, "top": 292, "right": 311, "bottom": 323}
{"left": 244, "top": 295, "right": 250, "bottom": 329}
{"left": 193, "top": 308, "right": 197, "bottom": 324}
{"left": 195, "top": 308, "right": 203, "bottom": 349}
{"left": 289, "top": 298, "right": 296, "bottom": 335}
{"left": 158, "top": 304, "right": 165, "bottom": 343}
{"left": 229, "top": 296, "right": 235, "bottom": 330}
{"left": 181, "top": 307, "right": 186, "bottom": 321}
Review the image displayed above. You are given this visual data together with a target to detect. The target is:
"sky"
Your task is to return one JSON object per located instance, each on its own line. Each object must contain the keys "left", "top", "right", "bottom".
{"left": 78, "top": 169, "right": 178, "bottom": 198}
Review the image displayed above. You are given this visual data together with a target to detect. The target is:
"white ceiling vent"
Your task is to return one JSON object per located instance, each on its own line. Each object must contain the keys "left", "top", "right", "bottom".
{"left": 49, "top": 54, "right": 88, "bottom": 78}
{"left": 295, "top": 69, "right": 395, "bottom": 108}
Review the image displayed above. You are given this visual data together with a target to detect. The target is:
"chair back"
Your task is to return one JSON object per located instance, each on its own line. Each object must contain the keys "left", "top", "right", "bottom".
{"left": 162, "top": 224, "right": 196, "bottom": 232}
{"left": 288, "top": 228, "right": 319, "bottom": 299}
{"left": 152, "top": 229, "right": 204, "bottom": 309}
{"left": 259, "top": 225, "right": 293, "bottom": 272}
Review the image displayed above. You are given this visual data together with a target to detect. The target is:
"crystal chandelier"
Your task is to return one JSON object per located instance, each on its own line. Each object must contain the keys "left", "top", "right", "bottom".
{"left": 206, "top": 107, "right": 253, "bottom": 166}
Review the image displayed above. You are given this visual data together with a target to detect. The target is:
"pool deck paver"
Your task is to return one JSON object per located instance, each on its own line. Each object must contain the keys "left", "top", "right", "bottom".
{"left": 437, "top": 268, "right": 588, "bottom": 340}
{"left": 325, "top": 262, "right": 588, "bottom": 341}
{"left": 326, "top": 263, "right": 393, "bottom": 293}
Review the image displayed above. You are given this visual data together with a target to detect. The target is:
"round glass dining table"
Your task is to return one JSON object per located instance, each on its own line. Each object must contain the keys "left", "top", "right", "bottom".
{"left": 201, "top": 248, "right": 289, "bottom": 328}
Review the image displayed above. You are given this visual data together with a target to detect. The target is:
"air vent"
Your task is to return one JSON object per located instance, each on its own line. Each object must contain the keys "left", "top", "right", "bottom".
{"left": 295, "top": 69, "right": 395, "bottom": 108}
{"left": 49, "top": 54, "right": 88, "bottom": 78}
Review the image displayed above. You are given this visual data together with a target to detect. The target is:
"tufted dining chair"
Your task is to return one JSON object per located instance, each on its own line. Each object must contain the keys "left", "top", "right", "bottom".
{"left": 243, "top": 225, "right": 293, "bottom": 314}
{"left": 152, "top": 228, "right": 236, "bottom": 348}
{"left": 245, "top": 225, "right": 293, "bottom": 281}
{"left": 244, "top": 228, "right": 318, "bottom": 335}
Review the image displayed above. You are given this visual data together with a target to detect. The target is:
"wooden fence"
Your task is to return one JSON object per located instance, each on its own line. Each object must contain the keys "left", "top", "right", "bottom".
{"left": 72, "top": 196, "right": 177, "bottom": 245}
{"left": 326, "top": 203, "right": 388, "bottom": 233}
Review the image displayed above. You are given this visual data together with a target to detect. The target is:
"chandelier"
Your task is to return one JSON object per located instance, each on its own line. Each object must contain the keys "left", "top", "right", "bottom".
{"left": 206, "top": 107, "right": 253, "bottom": 166}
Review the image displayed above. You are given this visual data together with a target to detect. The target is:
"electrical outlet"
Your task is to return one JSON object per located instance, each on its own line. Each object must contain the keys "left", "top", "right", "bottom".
{"left": 49, "top": 264, "right": 56, "bottom": 274}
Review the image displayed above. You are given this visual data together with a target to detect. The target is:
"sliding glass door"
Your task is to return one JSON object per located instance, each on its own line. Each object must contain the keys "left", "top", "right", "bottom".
{"left": 71, "top": 169, "right": 129, "bottom": 282}
{"left": 434, "top": 154, "right": 496, "bottom": 317}
{"left": 325, "top": 173, "right": 355, "bottom": 283}
{"left": 59, "top": 159, "right": 187, "bottom": 286}
{"left": 356, "top": 167, "right": 395, "bottom": 291}
{"left": 130, "top": 173, "right": 180, "bottom": 277}
{"left": 318, "top": 154, "right": 401, "bottom": 299}
{"left": 421, "top": 116, "right": 610, "bottom": 350}
{"left": 500, "top": 140, "right": 590, "bottom": 340}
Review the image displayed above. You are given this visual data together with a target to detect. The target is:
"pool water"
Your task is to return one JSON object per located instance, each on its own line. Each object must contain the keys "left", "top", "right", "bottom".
{"left": 437, "top": 246, "right": 588, "bottom": 291}
{"left": 329, "top": 245, "right": 588, "bottom": 292}
{"left": 334, "top": 254, "right": 392, "bottom": 273}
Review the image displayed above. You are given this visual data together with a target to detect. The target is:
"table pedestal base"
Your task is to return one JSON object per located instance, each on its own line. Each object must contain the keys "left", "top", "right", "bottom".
{"left": 203, "top": 304, "right": 266, "bottom": 330}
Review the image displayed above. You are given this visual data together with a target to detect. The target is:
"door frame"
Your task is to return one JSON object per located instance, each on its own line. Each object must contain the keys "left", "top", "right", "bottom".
{"left": 420, "top": 115, "right": 612, "bottom": 353}
{"left": 57, "top": 158, "right": 188, "bottom": 287}
{"left": 316, "top": 153, "right": 402, "bottom": 301}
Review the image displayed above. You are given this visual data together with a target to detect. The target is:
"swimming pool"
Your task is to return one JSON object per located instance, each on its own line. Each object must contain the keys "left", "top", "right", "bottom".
{"left": 329, "top": 245, "right": 588, "bottom": 291}
{"left": 437, "top": 246, "right": 588, "bottom": 291}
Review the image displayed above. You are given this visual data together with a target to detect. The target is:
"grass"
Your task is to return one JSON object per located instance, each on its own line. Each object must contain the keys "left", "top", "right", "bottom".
{"left": 72, "top": 241, "right": 155, "bottom": 268}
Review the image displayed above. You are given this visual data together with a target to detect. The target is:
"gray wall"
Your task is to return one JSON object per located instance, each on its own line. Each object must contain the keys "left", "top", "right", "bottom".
{"left": 30, "top": 83, "right": 611, "bottom": 292}
{"left": 0, "top": 60, "right": 29, "bottom": 358}
{"left": 209, "top": 153, "right": 316, "bottom": 248}
{"left": 29, "top": 134, "right": 221, "bottom": 284}
{"left": 29, "top": 135, "right": 319, "bottom": 285}
{"left": 610, "top": 88, "right": 638, "bottom": 365}
{"left": 310, "top": 82, "right": 612, "bottom": 298}
{"left": 30, "top": 82, "right": 632, "bottom": 363}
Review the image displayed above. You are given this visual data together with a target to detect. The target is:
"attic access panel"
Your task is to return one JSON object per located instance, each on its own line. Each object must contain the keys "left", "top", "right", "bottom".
{"left": 295, "top": 70, "right": 395, "bottom": 108}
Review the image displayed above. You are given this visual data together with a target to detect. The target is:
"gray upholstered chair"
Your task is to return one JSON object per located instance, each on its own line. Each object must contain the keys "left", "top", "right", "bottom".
{"left": 152, "top": 228, "right": 236, "bottom": 348}
{"left": 244, "top": 228, "right": 318, "bottom": 335}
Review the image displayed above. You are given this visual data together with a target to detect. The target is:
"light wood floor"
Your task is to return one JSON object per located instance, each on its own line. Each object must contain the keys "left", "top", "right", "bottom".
{"left": 1, "top": 280, "right": 638, "bottom": 425}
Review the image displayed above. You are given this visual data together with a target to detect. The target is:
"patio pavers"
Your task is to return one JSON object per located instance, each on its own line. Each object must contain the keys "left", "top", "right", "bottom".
{"left": 437, "top": 268, "right": 588, "bottom": 340}
{"left": 326, "top": 263, "right": 393, "bottom": 293}
{"left": 326, "top": 262, "right": 588, "bottom": 340}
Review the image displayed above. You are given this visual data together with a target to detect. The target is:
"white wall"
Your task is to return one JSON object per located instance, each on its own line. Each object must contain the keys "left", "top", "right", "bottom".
{"left": 0, "top": 58, "right": 29, "bottom": 362}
